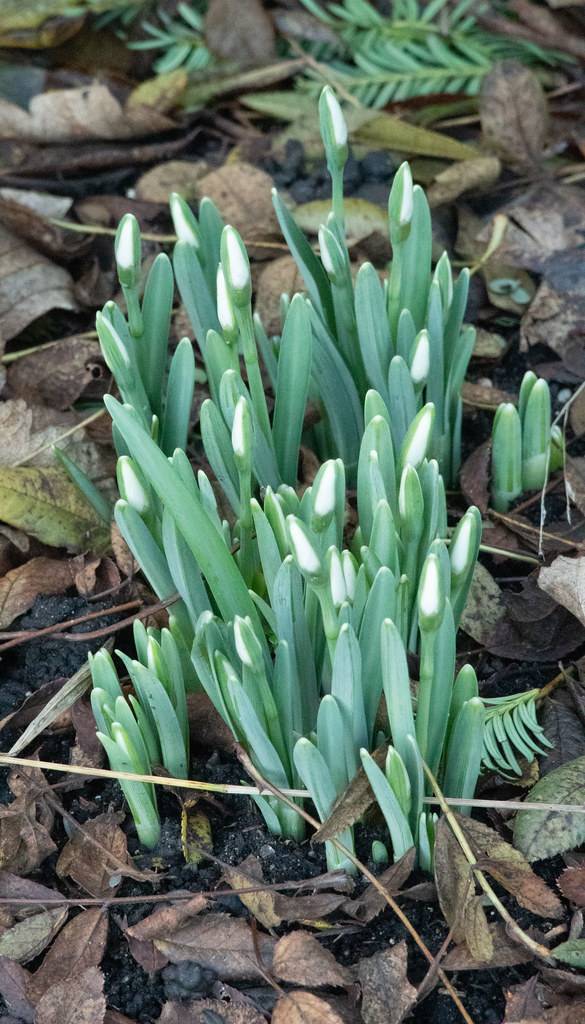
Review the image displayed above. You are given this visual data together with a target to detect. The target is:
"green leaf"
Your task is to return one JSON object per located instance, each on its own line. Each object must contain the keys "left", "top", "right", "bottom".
{"left": 513, "top": 755, "right": 585, "bottom": 862}
{"left": 273, "top": 295, "right": 312, "bottom": 486}
{"left": 0, "top": 467, "right": 107, "bottom": 551}
{"left": 353, "top": 110, "right": 479, "bottom": 161}
{"left": 552, "top": 939, "right": 585, "bottom": 969}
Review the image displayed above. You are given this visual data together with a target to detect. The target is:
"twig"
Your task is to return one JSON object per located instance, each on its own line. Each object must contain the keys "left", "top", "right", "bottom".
{"left": 423, "top": 762, "right": 555, "bottom": 964}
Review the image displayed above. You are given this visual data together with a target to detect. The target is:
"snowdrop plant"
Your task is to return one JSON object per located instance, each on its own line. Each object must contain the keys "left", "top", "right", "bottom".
{"left": 491, "top": 372, "right": 565, "bottom": 512}
{"left": 270, "top": 86, "right": 476, "bottom": 485}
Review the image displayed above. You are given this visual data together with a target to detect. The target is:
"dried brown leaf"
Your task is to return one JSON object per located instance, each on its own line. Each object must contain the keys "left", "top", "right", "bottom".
{"left": 255, "top": 256, "right": 305, "bottom": 335}
{"left": 462, "top": 380, "right": 516, "bottom": 410}
{"left": 357, "top": 943, "right": 416, "bottom": 1024}
{"left": 205, "top": 0, "right": 276, "bottom": 65}
{"left": 0, "top": 909, "right": 67, "bottom": 965}
{"left": 273, "top": 931, "right": 352, "bottom": 989}
{"left": 272, "top": 991, "right": 346, "bottom": 1024}
{"left": 487, "top": 573, "right": 585, "bottom": 661}
{"left": 343, "top": 848, "right": 416, "bottom": 923}
{"left": 0, "top": 557, "right": 74, "bottom": 629}
{"left": 159, "top": 997, "right": 264, "bottom": 1023}
{"left": 460, "top": 562, "right": 505, "bottom": 645}
{"left": 434, "top": 818, "right": 493, "bottom": 962}
{"left": 35, "top": 965, "right": 105, "bottom": 1024}
{"left": 197, "top": 162, "right": 278, "bottom": 244}
{"left": 56, "top": 813, "right": 154, "bottom": 898}
{"left": 27, "top": 909, "right": 107, "bottom": 1006}
{"left": 135, "top": 159, "right": 210, "bottom": 204}
{"left": 0, "top": 226, "right": 76, "bottom": 341}
{"left": 313, "top": 746, "right": 386, "bottom": 844}
{"left": 539, "top": 556, "right": 585, "bottom": 627}
{"left": 153, "top": 913, "right": 275, "bottom": 982}
{"left": 124, "top": 894, "right": 207, "bottom": 973}
{"left": 427, "top": 156, "right": 501, "bottom": 207}
{"left": 460, "top": 439, "right": 491, "bottom": 513}
{"left": 540, "top": 689, "right": 585, "bottom": 775}
{"left": 0, "top": 958, "right": 33, "bottom": 1022}
{"left": 0, "top": 775, "right": 56, "bottom": 875}
{"left": 7, "top": 336, "right": 104, "bottom": 410}
{"left": 558, "top": 865, "right": 585, "bottom": 906}
{"left": 442, "top": 923, "right": 533, "bottom": 971}
{"left": 480, "top": 60, "right": 548, "bottom": 168}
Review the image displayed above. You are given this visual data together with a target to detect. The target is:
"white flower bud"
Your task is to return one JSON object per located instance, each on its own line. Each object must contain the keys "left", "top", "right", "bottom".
{"left": 410, "top": 329, "right": 430, "bottom": 384}
{"left": 224, "top": 226, "right": 250, "bottom": 291}
{"left": 402, "top": 404, "right": 434, "bottom": 468}
{"left": 287, "top": 517, "right": 322, "bottom": 577}
{"left": 169, "top": 193, "right": 199, "bottom": 248}
{"left": 216, "top": 264, "right": 236, "bottom": 335}
{"left": 450, "top": 514, "right": 473, "bottom": 576}
{"left": 318, "top": 225, "right": 335, "bottom": 276}
{"left": 342, "top": 551, "right": 357, "bottom": 600}
{"left": 115, "top": 214, "right": 137, "bottom": 271}
{"left": 324, "top": 87, "right": 347, "bottom": 147}
{"left": 419, "top": 554, "right": 442, "bottom": 623}
{"left": 118, "top": 456, "right": 148, "bottom": 514}
{"left": 313, "top": 461, "right": 337, "bottom": 519}
{"left": 233, "top": 616, "right": 258, "bottom": 670}
{"left": 231, "top": 396, "right": 249, "bottom": 462}
{"left": 328, "top": 548, "right": 346, "bottom": 607}
{"left": 399, "top": 164, "right": 413, "bottom": 227}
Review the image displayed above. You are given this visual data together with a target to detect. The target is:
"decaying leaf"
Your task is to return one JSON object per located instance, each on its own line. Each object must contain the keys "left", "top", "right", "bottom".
{"left": 551, "top": 939, "right": 585, "bottom": 969}
{"left": 223, "top": 855, "right": 282, "bottom": 929}
{"left": 514, "top": 756, "right": 585, "bottom": 861}
{"left": 434, "top": 818, "right": 493, "bottom": 962}
{"left": 486, "top": 573, "right": 585, "bottom": 662}
{"left": 0, "top": 557, "right": 76, "bottom": 629}
{"left": 205, "top": 0, "right": 276, "bottom": 65}
{"left": 27, "top": 909, "right": 107, "bottom": 1006}
{"left": 0, "top": 224, "right": 77, "bottom": 340}
{"left": 124, "top": 894, "right": 207, "bottom": 974}
{"left": 34, "top": 965, "right": 106, "bottom": 1024}
{"left": 0, "top": 466, "right": 107, "bottom": 551}
{"left": 255, "top": 255, "right": 307, "bottom": 336}
{"left": 181, "top": 798, "right": 213, "bottom": 867}
{"left": 7, "top": 336, "right": 104, "bottom": 410}
{"left": 135, "top": 159, "right": 210, "bottom": 204}
{"left": 0, "top": 909, "right": 67, "bottom": 965}
{"left": 154, "top": 913, "right": 275, "bottom": 982}
{"left": 480, "top": 60, "right": 548, "bottom": 168}
{"left": 352, "top": 109, "right": 478, "bottom": 162}
{"left": 158, "top": 998, "right": 264, "bottom": 1023}
{"left": 460, "top": 440, "right": 491, "bottom": 514}
{"left": 0, "top": 957, "right": 34, "bottom": 1022}
{"left": 541, "top": 686, "right": 585, "bottom": 776}
{"left": 427, "top": 156, "right": 501, "bottom": 207}
{"left": 56, "top": 813, "right": 154, "bottom": 898}
{"left": 460, "top": 562, "right": 505, "bottom": 645}
{"left": 462, "top": 380, "right": 516, "bottom": 411}
{"left": 442, "top": 923, "right": 533, "bottom": 971}
{"left": 558, "top": 865, "right": 585, "bottom": 906}
{"left": 357, "top": 943, "right": 416, "bottom": 1024}
{"left": 458, "top": 817, "right": 563, "bottom": 919}
{"left": 272, "top": 990, "right": 346, "bottom": 1024}
{"left": 272, "top": 931, "right": 352, "bottom": 989}
{"left": 294, "top": 198, "right": 387, "bottom": 244}
{"left": 196, "top": 162, "right": 278, "bottom": 243}
{"left": 313, "top": 745, "right": 386, "bottom": 843}
{"left": 343, "top": 849, "right": 416, "bottom": 923}
{"left": 539, "top": 556, "right": 585, "bottom": 627}
{"left": 0, "top": 767, "right": 56, "bottom": 874}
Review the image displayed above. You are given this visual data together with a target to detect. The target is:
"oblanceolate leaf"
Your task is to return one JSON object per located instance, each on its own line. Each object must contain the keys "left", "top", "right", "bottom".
{"left": 513, "top": 755, "right": 585, "bottom": 861}
{"left": 0, "top": 467, "right": 107, "bottom": 551}
{"left": 552, "top": 939, "right": 585, "bottom": 969}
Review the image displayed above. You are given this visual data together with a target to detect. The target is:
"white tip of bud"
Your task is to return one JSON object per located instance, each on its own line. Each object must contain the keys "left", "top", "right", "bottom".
{"left": 419, "top": 555, "right": 441, "bottom": 620}
{"left": 313, "top": 461, "right": 337, "bottom": 519}
{"left": 329, "top": 548, "right": 347, "bottom": 607}
{"left": 410, "top": 330, "right": 430, "bottom": 384}
{"left": 287, "top": 517, "right": 322, "bottom": 576}
{"left": 100, "top": 317, "right": 131, "bottom": 370}
{"left": 318, "top": 225, "right": 335, "bottom": 276}
{"left": 115, "top": 215, "right": 137, "bottom": 270}
{"left": 399, "top": 164, "right": 414, "bottom": 227}
{"left": 233, "top": 616, "right": 254, "bottom": 669}
{"left": 118, "top": 458, "right": 148, "bottom": 514}
{"left": 451, "top": 514, "right": 473, "bottom": 576}
{"left": 231, "top": 397, "right": 248, "bottom": 460}
{"left": 402, "top": 405, "right": 434, "bottom": 468}
{"left": 324, "top": 88, "right": 347, "bottom": 147}
{"left": 342, "top": 551, "right": 357, "bottom": 600}
{"left": 169, "top": 194, "right": 199, "bottom": 248}
{"left": 224, "top": 226, "right": 250, "bottom": 291}
{"left": 216, "top": 264, "right": 236, "bottom": 334}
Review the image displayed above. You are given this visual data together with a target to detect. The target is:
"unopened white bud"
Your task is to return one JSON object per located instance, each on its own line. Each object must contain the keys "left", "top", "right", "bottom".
{"left": 324, "top": 88, "right": 347, "bottom": 147}
{"left": 328, "top": 548, "right": 346, "bottom": 607}
{"left": 313, "top": 461, "right": 337, "bottom": 519}
{"left": 115, "top": 214, "right": 137, "bottom": 270}
{"left": 170, "top": 193, "right": 199, "bottom": 248}
{"left": 342, "top": 551, "right": 357, "bottom": 600}
{"left": 231, "top": 397, "right": 248, "bottom": 461}
{"left": 233, "top": 616, "right": 254, "bottom": 669}
{"left": 399, "top": 165, "right": 413, "bottom": 227}
{"left": 419, "top": 555, "right": 442, "bottom": 621}
{"left": 410, "top": 330, "right": 430, "bottom": 384}
{"left": 118, "top": 457, "right": 148, "bottom": 514}
{"left": 288, "top": 517, "right": 322, "bottom": 576}
{"left": 402, "top": 405, "right": 434, "bottom": 468}
{"left": 224, "top": 226, "right": 250, "bottom": 291}
{"left": 451, "top": 514, "right": 473, "bottom": 576}
{"left": 216, "top": 264, "right": 236, "bottom": 334}
{"left": 318, "top": 226, "right": 335, "bottom": 276}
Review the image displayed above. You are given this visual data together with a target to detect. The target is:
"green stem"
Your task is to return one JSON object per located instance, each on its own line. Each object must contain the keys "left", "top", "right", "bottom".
{"left": 236, "top": 305, "right": 273, "bottom": 443}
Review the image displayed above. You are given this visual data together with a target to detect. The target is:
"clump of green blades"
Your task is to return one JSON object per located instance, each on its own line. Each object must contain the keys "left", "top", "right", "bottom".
{"left": 76, "top": 87, "right": 552, "bottom": 865}
{"left": 491, "top": 371, "right": 565, "bottom": 512}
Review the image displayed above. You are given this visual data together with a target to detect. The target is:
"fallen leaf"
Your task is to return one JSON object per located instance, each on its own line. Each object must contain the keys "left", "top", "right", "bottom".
{"left": 223, "top": 855, "right": 282, "bottom": 929}
{"left": 272, "top": 889, "right": 347, "bottom": 923}
{"left": 434, "top": 818, "right": 493, "bottom": 962}
{"left": 541, "top": 688, "right": 585, "bottom": 776}
{"left": 460, "top": 562, "right": 505, "bottom": 645}
{"left": 135, "top": 159, "right": 210, "bottom": 204}
{"left": 343, "top": 849, "right": 416, "bottom": 923}
{"left": 35, "top": 965, "right": 105, "bottom": 1024}
{"left": 153, "top": 913, "right": 275, "bottom": 982}
{"left": 273, "top": 931, "right": 351, "bottom": 989}
{"left": 462, "top": 380, "right": 516, "bottom": 410}
{"left": 272, "top": 991, "right": 345, "bottom": 1024}
{"left": 0, "top": 958, "right": 33, "bottom": 1022}
{"left": 486, "top": 573, "right": 585, "bottom": 662}
{"left": 558, "top": 865, "right": 585, "bottom": 906}
{"left": 197, "top": 162, "right": 278, "bottom": 244}
{"left": 353, "top": 109, "right": 478, "bottom": 161}
{"left": 0, "top": 557, "right": 75, "bottom": 629}
{"left": 0, "top": 769, "right": 56, "bottom": 874}
{"left": 514, "top": 755, "right": 585, "bottom": 861}
{"left": 0, "top": 224, "right": 77, "bottom": 340}
{"left": 124, "top": 894, "right": 207, "bottom": 974}
{"left": 460, "top": 439, "right": 491, "bottom": 513}
{"left": 565, "top": 457, "right": 585, "bottom": 512}
{"left": 313, "top": 746, "right": 387, "bottom": 844}
{"left": 472, "top": 328, "right": 508, "bottom": 361}
{"left": 428, "top": 156, "right": 501, "bottom": 207}
{"left": 7, "top": 660, "right": 93, "bottom": 758}
{"left": 205, "top": 0, "right": 276, "bottom": 65}
{"left": 255, "top": 256, "right": 308, "bottom": 335}
{"left": 459, "top": 816, "right": 563, "bottom": 919}
{"left": 539, "top": 556, "right": 585, "bottom": 627}
{"left": 480, "top": 60, "right": 548, "bottom": 168}
{"left": 552, "top": 939, "right": 585, "bottom": 969}
{"left": 181, "top": 798, "right": 213, "bottom": 867}
{"left": 521, "top": 252, "right": 585, "bottom": 372}
{"left": 442, "top": 923, "right": 533, "bottom": 970}
{"left": 27, "top": 909, "right": 107, "bottom": 1006}
{"left": 0, "top": 188, "right": 81, "bottom": 261}
{"left": 158, "top": 998, "right": 264, "bottom": 1023}
{"left": 0, "top": 466, "right": 107, "bottom": 551}
{"left": 7, "top": 336, "right": 104, "bottom": 409}
{"left": 0, "top": 81, "right": 175, "bottom": 143}
{"left": 504, "top": 976, "right": 543, "bottom": 1022}
{"left": 0, "top": 910, "right": 67, "bottom": 964}
{"left": 56, "top": 813, "right": 154, "bottom": 898}
{"left": 294, "top": 198, "right": 386, "bottom": 244}
{"left": 357, "top": 943, "right": 416, "bottom": 1024}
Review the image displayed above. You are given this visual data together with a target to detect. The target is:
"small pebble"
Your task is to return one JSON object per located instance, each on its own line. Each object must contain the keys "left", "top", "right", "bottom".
{"left": 557, "top": 387, "right": 572, "bottom": 404}
{"left": 360, "top": 149, "right": 394, "bottom": 182}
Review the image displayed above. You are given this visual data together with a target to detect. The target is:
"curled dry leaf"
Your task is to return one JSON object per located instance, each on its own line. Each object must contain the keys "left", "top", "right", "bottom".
{"left": 27, "top": 908, "right": 108, "bottom": 1007}
{"left": 34, "top": 965, "right": 105, "bottom": 1024}
{"left": 514, "top": 755, "right": 585, "bottom": 861}
{"left": 0, "top": 770, "right": 56, "bottom": 875}
{"left": 273, "top": 931, "right": 352, "bottom": 989}
{"left": 343, "top": 848, "right": 416, "bottom": 924}
{"left": 0, "top": 224, "right": 77, "bottom": 341}
{"left": 538, "top": 556, "right": 585, "bottom": 628}
{"left": 0, "top": 557, "right": 74, "bottom": 630}
{"left": 460, "top": 439, "right": 491, "bottom": 514}
{"left": 462, "top": 380, "right": 516, "bottom": 411}
{"left": 434, "top": 817, "right": 493, "bottom": 963}
{"left": 486, "top": 574, "right": 585, "bottom": 662}
{"left": 0, "top": 909, "right": 67, "bottom": 965}
{"left": 56, "top": 813, "right": 156, "bottom": 899}
{"left": 479, "top": 60, "right": 548, "bottom": 168}
{"left": 124, "top": 894, "right": 207, "bottom": 974}
{"left": 135, "top": 160, "right": 210, "bottom": 204}
{"left": 272, "top": 990, "right": 346, "bottom": 1024}
{"left": 357, "top": 943, "right": 416, "bottom": 1024}
{"left": 153, "top": 913, "right": 275, "bottom": 983}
